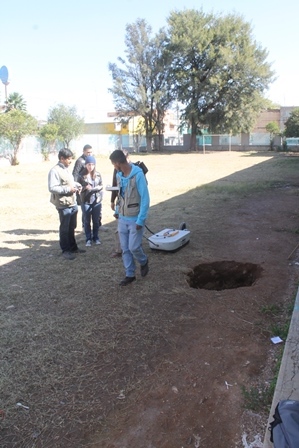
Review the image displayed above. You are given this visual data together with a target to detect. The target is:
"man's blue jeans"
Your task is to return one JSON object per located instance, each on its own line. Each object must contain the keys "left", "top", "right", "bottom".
{"left": 118, "top": 217, "right": 147, "bottom": 277}
{"left": 58, "top": 205, "right": 78, "bottom": 252}
{"left": 82, "top": 202, "right": 102, "bottom": 242}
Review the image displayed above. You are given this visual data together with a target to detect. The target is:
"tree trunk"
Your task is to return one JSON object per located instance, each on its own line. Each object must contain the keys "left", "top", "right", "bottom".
{"left": 190, "top": 133, "right": 197, "bottom": 151}
{"left": 190, "top": 117, "right": 197, "bottom": 151}
{"left": 146, "top": 135, "right": 151, "bottom": 152}
{"left": 11, "top": 147, "right": 19, "bottom": 166}
{"left": 11, "top": 155, "right": 19, "bottom": 166}
{"left": 153, "top": 134, "right": 163, "bottom": 151}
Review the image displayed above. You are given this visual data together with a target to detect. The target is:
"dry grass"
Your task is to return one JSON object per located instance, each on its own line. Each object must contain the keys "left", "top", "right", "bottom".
{"left": 0, "top": 150, "right": 297, "bottom": 447}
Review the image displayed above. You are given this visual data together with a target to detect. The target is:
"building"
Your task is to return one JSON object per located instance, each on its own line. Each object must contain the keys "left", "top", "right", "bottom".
{"left": 81, "top": 106, "right": 299, "bottom": 153}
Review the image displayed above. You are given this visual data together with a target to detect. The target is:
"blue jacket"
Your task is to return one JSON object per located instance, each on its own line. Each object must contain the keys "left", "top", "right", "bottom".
{"left": 116, "top": 163, "right": 150, "bottom": 227}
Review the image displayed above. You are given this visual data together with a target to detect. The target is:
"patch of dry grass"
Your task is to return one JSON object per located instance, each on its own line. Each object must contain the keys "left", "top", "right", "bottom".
{"left": 0, "top": 150, "right": 296, "bottom": 447}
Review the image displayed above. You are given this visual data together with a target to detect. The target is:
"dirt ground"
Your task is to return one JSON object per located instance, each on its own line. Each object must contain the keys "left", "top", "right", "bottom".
{"left": 1, "top": 151, "right": 299, "bottom": 448}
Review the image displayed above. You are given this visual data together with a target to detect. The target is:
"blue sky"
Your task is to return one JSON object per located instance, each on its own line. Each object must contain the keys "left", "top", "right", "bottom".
{"left": 1, "top": 0, "right": 298, "bottom": 121}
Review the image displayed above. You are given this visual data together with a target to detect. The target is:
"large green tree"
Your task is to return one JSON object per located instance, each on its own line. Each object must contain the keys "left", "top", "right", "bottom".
{"left": 108, "top": 19, "right": 174, "bottom": 151}
{"left": 5, "top": 92, "right": 27, "bottom": 112}
{"left": 48, "top": 104, "right": 84, "bottom": 148}
{"left": 166, "top": 9, "right": 274, "bottom": 150}
{"left": 284, "top": 108, "right": 299, "bottom": 137}
{"left": 0, "top": 109, "right": 38, "bottom": 165}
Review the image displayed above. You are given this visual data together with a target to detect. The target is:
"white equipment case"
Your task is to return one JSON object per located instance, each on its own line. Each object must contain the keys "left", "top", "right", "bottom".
{"left": 147, "top": 228, "right": 190, "bottom": 252}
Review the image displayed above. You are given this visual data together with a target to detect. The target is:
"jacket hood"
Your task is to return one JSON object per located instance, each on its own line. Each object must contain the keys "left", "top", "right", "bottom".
{"left": 127, "top": 163, "right": 142, "bottom": 178}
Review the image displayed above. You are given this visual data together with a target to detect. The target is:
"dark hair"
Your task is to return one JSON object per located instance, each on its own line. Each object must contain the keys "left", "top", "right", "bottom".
{"left": 58, "top": 148, "right": 73, "bottom": 160}
{"left": 109, "top": 149, "right": 127, "bottom": 164}
{"left": 82, "top": 165, "right": 96, "bottom": 179}
{"left": 83, "top": 144, "right": 92, "bottom": 151}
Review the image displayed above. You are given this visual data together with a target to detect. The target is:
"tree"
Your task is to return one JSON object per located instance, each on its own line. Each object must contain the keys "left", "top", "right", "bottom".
{"left": 5, "top": 92, "right": 27, "bottom": 112}
{"left": 108, "top": 19, "right": 175, "bottom": 151}
{"left": 48, "top": 104, "right": 84, "bottom": 147}
{"left": 0, "top": 109, "right": 38, "bottom": 165}
{"left": 166, "top": 9, "right": 274, "bottom": 150}
{"left": 38, "top": 123, "right": 59, "bottom": 161}
{"left": 284, "top": 108, "right": 299, "bottom": 138}
{"left": 263, "top": 99, "right": 281, "bottom": 109}
{"left": 265, "top": 121, "right": 280, "bottom": 150}
{"left": 132, "top": 117, "right": 146, "bottom": 152}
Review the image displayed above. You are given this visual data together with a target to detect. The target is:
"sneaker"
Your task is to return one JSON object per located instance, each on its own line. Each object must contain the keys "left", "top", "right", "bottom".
{"left": 119, "top": 276, "right": 136, "bottom": 286}
{"left": 95, "top": 239, "right": 101, "bottom": 245}
{"left": 140, "top": 260, "right": 149, "bottom": 277}
{"left": 99, "top": 226, "right": 108, "bottom": 232}
{"left": 62, "top": 251, "right": 76, "bottom": 260}
{"left": 86, "top": 240, "right": 92, "bottom": 247}
{"left": 72, "top": 248, "right": 86, "bottom": 253}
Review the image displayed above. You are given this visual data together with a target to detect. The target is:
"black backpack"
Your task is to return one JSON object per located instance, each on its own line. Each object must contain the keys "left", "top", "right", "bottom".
{"left": 134, "top": 160, "right": 148, "bottom": 176}
{"left": 269, "top": 400, "right": 299, "bottom": 447}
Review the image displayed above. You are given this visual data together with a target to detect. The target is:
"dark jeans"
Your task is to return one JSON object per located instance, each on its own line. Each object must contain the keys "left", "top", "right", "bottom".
{"left": 82, "top": 202, "right": 102, "bottom": 242}
{"left": 81, "top": 204, "right": 102, "bottom": 226}
{"left": 58, "top": 205, "right": 78, "bottom": 252}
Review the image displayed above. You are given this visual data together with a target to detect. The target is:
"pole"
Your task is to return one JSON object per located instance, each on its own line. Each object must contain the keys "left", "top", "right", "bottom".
{"left": 4, "top": 83, "right": 8, "bottom": 101}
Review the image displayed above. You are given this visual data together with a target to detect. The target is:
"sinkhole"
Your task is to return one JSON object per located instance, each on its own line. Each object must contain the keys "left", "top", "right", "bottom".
{"left": 187, "top": 260, "right": 262, "bottom": 291}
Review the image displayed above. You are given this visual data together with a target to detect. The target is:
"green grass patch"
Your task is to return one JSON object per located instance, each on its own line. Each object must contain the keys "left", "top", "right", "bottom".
{"left": 241, "top": 384, "right": 274, "bottom": 412}
{"left": 200, "top": 180, "right": 278, "bottom": 196}
{"left": 260, "top": 304, "right": 282, "bottom": 316}
{"left": 242, "top": 291, "right": 297, "bottom": 412}
{"left": 270, "top": 322, "right": 290, "bottom": 341}
{"left": 241, "top": 347, "right": 283, "bottom": 413}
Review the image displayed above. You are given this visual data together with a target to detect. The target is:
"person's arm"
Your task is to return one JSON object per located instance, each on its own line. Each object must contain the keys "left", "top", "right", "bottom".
{"left": 111, "top": 168, "right": 118, "bottom": 210}
{"left": 72, "top": 158, "right": 83, "bottom": 182}
{"left": 48, "top": 168, "right": 74, "bottom": 195}
{"left": 92, "top": 172, "right": 104, "bottom": 202}
{"left": 90, "top": 173, "right": 103, "bottom": 193}
{"left": 135, "top": 172, "right": 150, "bottom": 228}
{"left": 77, "top": 174, "right": 87, "bottom": 191}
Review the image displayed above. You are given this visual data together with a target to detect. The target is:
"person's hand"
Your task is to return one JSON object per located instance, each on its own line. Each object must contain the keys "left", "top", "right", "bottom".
{"left": 136, "top": 224, "right": 142, "bottom": 230}
{"left": 70, "top": 186, "right": 77, "bottom": 193}
{"left": 86, "top": 184, "right": 92, "bottom": 191}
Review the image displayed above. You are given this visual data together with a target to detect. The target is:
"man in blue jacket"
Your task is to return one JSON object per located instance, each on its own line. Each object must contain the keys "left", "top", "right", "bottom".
{"left": 109, "top": 149, "right": 150, "bottom": 286}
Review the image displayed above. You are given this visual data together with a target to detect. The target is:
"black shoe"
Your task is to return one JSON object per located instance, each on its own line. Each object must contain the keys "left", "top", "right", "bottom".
{"left": 72, "top": 248, "right": 86, "bottom": 253}
{"left": 119, "top": 276, "right": 136, "bottom": 286}
{"left": 62, "top": 251, "right": 76, "bottom": 260}
{"left": 140, "top": 260, "right": 149, "bottom": 277}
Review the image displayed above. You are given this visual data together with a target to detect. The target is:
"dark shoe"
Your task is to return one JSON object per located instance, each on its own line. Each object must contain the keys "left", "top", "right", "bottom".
{"left": 72, "top": 248, "right": 86, "bottom": 254}
{"left": 140, "top": 260, "right": 149, "bottom": 277}
{"left": 110, "top": 251, "right": 122, "bottom": 258}
{"left": 62, "top": 251, "right": 76, "bottom": 260}
{"left": 119, "top": 276, "right": 136, "bottom": 286}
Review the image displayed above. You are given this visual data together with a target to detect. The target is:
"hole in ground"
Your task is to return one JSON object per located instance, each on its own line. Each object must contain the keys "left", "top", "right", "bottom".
{"left": 187, "top": 260, "right": 262, "bottom": 291}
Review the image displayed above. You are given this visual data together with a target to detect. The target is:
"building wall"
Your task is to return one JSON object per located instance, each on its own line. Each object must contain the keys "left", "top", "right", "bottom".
{"left": 253, "top": 109, "right": 281, "bottom": 133}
